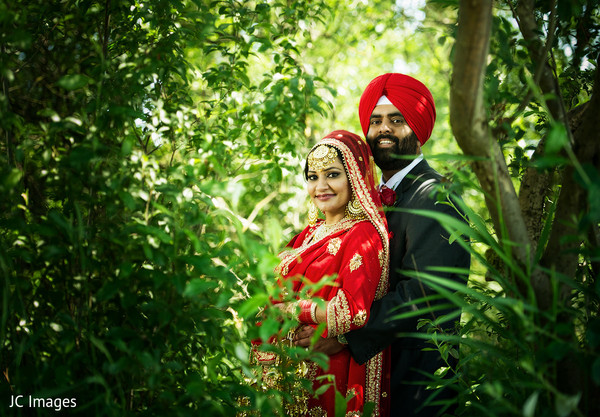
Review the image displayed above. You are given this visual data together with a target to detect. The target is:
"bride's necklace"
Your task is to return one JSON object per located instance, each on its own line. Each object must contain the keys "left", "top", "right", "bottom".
{"left": 311, "top": 217, "right": 351, "bottom": 242}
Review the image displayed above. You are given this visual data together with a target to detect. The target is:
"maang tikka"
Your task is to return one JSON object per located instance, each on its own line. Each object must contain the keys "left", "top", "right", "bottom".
{"left": 307, "top": 144, "right": 338, "bottom": 172}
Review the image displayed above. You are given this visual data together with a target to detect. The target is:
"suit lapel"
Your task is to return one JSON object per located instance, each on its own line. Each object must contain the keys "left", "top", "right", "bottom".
{"left": 391, "top": 159, "right": 431, "bottom": 207}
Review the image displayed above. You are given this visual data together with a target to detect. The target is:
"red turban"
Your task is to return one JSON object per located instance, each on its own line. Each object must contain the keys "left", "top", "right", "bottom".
{"left": 358, "top": 73, "right": 436, "bottom": 146}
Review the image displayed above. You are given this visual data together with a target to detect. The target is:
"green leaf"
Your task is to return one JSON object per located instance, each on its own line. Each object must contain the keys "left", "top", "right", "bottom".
{"left": 121, "top": 137, "right": 134, "bottom": 156}
{"left": 118, "top": 191, "right": 136, "bottom": 210}
{"left": 1, "top": 168, "right": 22, "bottom": 190}
{"left": 183, "top": 278, "right": 218, "bottom": 297}
{"left": 334, "top": 389, "right": 347, "bottom": 417}
{"left": 234, "top": 343, "right": 249, "bottom": 362}
{"left": 238, "top": 294, "right": 269, "bottom": 318}
{"left": 57, "top": 74, "right": 90, "bottom": 90}
{"left": 587, "top": 182, "right": 600, "bottom": 222}
{"left": 362, "top": 401, "right": 375, "bottom": 417}
{"left": 545, "top": 122, "right": 568, "bottom": 154}
{"left": 523, "top": 391, "right": 539, "bottom": 417}
{"left": 314, "top": 383, "right": 331, "bottom": 396}
{"left": 259, "top": 317, "right": 279, "bottom": 341}
{"left": 555, "top": 392, "right": 581, "bottom": 417}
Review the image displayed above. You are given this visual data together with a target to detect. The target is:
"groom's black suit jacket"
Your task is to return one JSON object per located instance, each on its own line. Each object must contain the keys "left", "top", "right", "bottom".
{"left": 346, "top": 159, "right": 470, "bottom": 417}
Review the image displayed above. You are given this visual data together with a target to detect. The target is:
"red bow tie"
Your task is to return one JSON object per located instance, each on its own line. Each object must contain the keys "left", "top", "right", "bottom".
{"left": 379, "top": 185, "right": 396, "bottom": 206}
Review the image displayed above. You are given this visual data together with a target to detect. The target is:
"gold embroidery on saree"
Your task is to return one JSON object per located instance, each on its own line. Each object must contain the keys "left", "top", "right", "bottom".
{"left": 326, "top": 291, "right": 351, "bottom": 337}
{"left": 349, "top": 253, "right": 363, "bottom": 272}
{"left": 251, "top": 349, "right": 278, "bottom": 365}
{"left": 352, "top": 310, "right": 367, "bottom": 327}
{"left": 327, "top": 237, "right": 342, "bottom": 255}
{"left": 308, "top": 406, "right": 327, "bottom": 417}
{"left": 275, "top": 217, "right": 362, "bottom": 279}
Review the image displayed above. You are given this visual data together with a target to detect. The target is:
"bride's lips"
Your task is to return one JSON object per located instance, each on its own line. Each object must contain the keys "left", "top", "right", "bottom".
{"left": 316, "top": 194, "right": 335, "bottom": 200}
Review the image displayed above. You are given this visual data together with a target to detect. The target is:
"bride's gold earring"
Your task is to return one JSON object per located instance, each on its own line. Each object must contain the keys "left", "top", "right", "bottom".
{"left": 345, "top": 197, "right": 363, "bottom": 219}
{"left": 308, "top": 201, "right": 320, "bottom": 226}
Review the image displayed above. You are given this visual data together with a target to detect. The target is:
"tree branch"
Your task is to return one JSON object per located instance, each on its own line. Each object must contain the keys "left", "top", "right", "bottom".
{"left": 515, "top": 0, "right": 572, "bottom": 144}
{"left": 450, "top": 0, "right": 552, "bottom": 305}
{"left": 514, "top": 1, "right": 600, "bottom": 307}
{"left": 509, "top": 0, "right": 558, "bottom": 121}
{"left": 541, "top": 54, "right": 600, "bottom": 284}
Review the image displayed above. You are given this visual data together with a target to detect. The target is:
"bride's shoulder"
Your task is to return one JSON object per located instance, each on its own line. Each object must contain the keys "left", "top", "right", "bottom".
{"left": 347, "top": 219, "right": 379, "bottom": 238}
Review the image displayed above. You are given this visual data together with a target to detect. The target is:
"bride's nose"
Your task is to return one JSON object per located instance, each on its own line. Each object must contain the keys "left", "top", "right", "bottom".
{"left": 315, "top": 175, "right": 330, "bottom": 191}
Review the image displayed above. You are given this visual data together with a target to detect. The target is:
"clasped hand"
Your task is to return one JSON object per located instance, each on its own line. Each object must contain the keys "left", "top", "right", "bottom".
{"left": 293, "top": 325, "right": 345, "bottom": 355}
{"left": 269, "top": 302, "right": 344, "bottom": 355}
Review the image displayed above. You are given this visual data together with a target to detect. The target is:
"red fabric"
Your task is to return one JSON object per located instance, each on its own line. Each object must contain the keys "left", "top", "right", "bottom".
{"left": 268, "top": 131, "right": 391, "bottom": 416}
{"left": 281, "top": 221, "right": 386, "bottom": 416}
{"left": 358, "top": 73, "right": 436, "bottom": 146}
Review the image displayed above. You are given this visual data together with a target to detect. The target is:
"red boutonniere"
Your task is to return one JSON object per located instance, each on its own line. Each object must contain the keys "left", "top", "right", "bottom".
{"left": 379, "top": 186, "right": 396, "bottom": 206}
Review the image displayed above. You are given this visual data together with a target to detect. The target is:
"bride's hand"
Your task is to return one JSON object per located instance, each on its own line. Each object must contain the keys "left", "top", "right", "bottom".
{"left": 294, "top": 325, "right": 345, "bottom": 355}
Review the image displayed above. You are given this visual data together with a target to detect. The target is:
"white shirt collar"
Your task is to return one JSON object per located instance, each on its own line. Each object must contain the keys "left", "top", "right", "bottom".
{"left": 380, "top": 154, "right": 424, "bottom": 191}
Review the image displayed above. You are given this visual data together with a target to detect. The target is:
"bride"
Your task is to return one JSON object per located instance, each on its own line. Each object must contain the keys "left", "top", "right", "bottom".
{"left": 253, "top": 130, "right": 391, "bottom": 417}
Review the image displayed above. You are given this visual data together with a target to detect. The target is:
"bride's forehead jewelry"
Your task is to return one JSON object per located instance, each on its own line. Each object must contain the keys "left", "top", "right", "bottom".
{"left": 308, "top": 144, "right": 339, "bottom": 172}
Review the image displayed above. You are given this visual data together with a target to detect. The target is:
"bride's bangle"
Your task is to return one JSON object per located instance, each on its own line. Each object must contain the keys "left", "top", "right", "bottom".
{"left": 298, "top": 300, "right": 317, "bottom": 324}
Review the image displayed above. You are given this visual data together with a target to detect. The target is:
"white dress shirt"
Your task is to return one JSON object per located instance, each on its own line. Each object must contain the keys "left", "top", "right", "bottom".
{"left": 379, "top": 154, "right": 424, "bottom": 191}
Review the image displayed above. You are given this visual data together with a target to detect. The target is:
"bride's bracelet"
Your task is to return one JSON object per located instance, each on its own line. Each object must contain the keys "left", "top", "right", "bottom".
{"left": 298, "top": 300, "right": 318, "bottom": 324}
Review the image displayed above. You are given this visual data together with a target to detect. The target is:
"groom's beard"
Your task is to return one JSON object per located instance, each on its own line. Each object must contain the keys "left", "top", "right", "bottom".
{"left": 369, "top": 132, "right": 420, "bottom": 171}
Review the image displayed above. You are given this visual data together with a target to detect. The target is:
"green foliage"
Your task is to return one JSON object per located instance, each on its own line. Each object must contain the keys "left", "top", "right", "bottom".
{"left": 0, "top": 0, "right": 338, "bottom": 415}
{"left": 482, "top": 2, "right": 599, "bottom": 180}
{"left": 392, "top": 168, "right": 600, "bottom": 417}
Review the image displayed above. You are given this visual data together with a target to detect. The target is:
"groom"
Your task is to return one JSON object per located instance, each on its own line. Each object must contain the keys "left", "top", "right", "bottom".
{"left": 296, "top": 73, "right": 470, "bottom": 417}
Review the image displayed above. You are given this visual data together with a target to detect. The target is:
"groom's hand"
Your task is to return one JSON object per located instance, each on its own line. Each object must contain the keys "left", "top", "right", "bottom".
{"left": 294, "top": 325, "right": 344, "bottom": 355}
